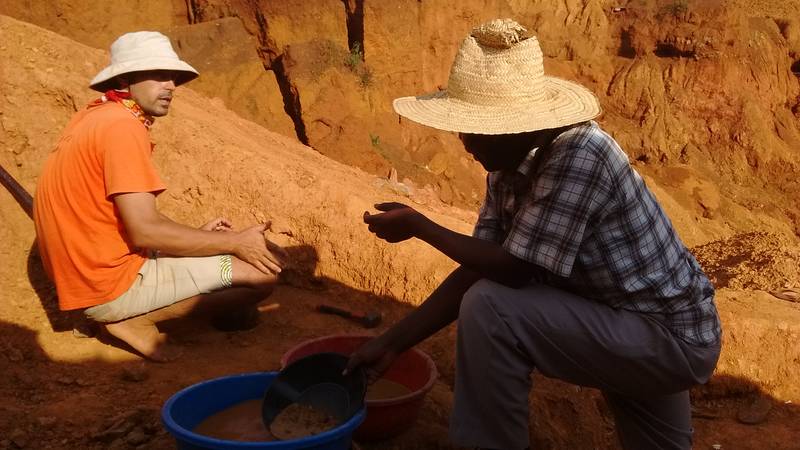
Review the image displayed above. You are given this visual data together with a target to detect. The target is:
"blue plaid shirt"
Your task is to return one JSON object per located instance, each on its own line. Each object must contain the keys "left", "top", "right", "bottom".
{"left": 473, "top": 121, "right": 721, "bottom": 347}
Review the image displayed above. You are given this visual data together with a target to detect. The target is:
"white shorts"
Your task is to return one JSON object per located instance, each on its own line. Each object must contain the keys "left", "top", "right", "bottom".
{"left": 84, "top": 255, "right": 233, "bottom": 323}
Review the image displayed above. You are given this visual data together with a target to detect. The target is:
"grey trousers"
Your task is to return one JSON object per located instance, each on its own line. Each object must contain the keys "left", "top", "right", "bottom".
{"left": 449, "top": 280, "right": 721, "bottom": 450}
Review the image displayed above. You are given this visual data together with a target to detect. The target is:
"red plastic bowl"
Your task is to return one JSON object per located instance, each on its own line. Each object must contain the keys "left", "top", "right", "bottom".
{"left": 281, "top": 334, "right": 438, "bottom": 442}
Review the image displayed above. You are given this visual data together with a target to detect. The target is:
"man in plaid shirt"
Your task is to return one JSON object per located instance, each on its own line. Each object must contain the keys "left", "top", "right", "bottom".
{"left": 347, "top": 19, "right": 721, "bottom": 450}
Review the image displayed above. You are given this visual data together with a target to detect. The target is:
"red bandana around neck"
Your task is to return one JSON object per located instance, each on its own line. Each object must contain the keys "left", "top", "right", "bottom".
{"left": 89, "top": 90, "right": 155, "bottom": 129}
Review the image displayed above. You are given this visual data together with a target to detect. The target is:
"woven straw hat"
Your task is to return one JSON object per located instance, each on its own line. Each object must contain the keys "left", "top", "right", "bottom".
{"left": 393, "top": 19, "right": 601, "bottom": 135}
{"left": 89, "top": 31, "right": 199, "bottom": 92}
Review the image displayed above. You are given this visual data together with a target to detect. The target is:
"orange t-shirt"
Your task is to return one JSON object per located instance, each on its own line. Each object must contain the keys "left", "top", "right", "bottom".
{"left": 33, "top": 102, "right": 166, "bottom": 310}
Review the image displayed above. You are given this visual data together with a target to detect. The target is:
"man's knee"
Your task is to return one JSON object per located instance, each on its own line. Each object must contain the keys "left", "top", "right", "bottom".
{"left": 459, "top": 278, "right": 499, "bottom": 324}
{"left": 231, "top": 257, "right": 279, "bottom": 290}
{"left": 232, "top": 273, "right": 276, "bottom": 301}
{"left": 249, "top": 277, "right": 276, "bottom": 297}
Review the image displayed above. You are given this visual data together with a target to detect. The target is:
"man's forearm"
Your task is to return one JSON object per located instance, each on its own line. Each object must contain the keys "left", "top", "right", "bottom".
{"left": 133, "top": 215, "right": 237, "bottom": 256}
{"left": 415, "top": 217, "right": 531, "bottom": 286}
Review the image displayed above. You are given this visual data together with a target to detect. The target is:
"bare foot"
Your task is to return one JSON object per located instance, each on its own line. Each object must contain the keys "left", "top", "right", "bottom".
{"left": 104, "top": 316, "right": 181, "bottom": 362}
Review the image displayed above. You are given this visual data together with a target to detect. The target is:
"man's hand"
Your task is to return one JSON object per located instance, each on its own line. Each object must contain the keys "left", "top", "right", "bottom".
{"left": 232, "top": 223, "right": 289, "bottom": 275}
{"left": 363, "top": 202, "right": 427, "bottom": 243}
{"left": 344, "top": 336, "right": 399, "bottom": 383}
{"left": 200, "top": 217, "right": 233, "bottom": 232}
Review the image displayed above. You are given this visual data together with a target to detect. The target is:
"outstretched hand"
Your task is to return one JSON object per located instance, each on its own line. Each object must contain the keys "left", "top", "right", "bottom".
{"left": 363, "top": 202, "right": 426, "bottom": 243}
{"left": 344, "top": 336, "right": 398, "bottom": 384}
{"left": 200, "top": 217, "right": 233, "bottom": 232}
{"left": 233, "top": 222, "right": 289, "bottom": 275}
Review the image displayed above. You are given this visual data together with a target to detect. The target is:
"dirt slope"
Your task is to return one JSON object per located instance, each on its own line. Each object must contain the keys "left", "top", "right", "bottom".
{"left": 3, "top": 0, "right": 799, "bottom": 219}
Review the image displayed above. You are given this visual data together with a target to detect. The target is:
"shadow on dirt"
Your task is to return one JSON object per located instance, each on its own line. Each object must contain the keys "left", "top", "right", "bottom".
{"left": 3, "top": 313, "right": 799, "bottom": 450}
{"left": 26, "top": 241, "right": 73, "bottom": 332}
{"left": 0, "top": 320, "right": 168, "bottom": 448}
{"left": 12, "top": 242, "right": 800, "bottom": 449}
{"left": 10, "top": 239, "right": 456, "bottom": 449}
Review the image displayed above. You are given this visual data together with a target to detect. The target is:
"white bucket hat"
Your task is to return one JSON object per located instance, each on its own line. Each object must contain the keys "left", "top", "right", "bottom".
{"left": 393, "top": 19, "right": 601, "bottom": 135}
{"left": 89, "top": 31, "right": 199, "bottom": 92}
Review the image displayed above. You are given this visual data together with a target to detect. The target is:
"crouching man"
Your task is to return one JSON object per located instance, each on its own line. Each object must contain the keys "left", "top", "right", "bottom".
{"left": 33, "top": 31, "right": 287, "bottom": 361}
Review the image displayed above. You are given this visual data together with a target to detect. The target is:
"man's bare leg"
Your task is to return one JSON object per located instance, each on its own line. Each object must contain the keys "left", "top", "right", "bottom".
{"left": 103, "top": 257, "right": 277, "bottom": 362}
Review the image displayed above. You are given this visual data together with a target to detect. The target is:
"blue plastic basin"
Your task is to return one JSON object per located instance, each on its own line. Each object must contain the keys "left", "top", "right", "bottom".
{"left": 162, "top": 372, "right": 366, "bottom": 450}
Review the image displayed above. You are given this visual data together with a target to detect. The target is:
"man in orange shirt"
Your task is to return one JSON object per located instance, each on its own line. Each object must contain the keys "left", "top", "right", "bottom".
{"left": 33, "top": 31, "right": 287, "bottom": 362}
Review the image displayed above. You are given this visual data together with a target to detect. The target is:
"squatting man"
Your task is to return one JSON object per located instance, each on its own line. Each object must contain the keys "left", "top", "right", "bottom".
{"left": 346, "top": 18, "right": 722, "bottom": 450}
{"left": 34, "top": 31, "right": 288, "bottom": 362}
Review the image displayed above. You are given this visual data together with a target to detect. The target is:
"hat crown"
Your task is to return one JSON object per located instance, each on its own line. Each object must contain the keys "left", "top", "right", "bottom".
{"left": 89, "top": 31, "right": 199, "bottom": 92}
{"left": 447, "top": 34, "right": 547, "bottom": 107}
{"left": 447, "top": 19, "right": 549, "bottom": 107}
{"left": 109, "top": 31, "right": 180, "bottom": 65}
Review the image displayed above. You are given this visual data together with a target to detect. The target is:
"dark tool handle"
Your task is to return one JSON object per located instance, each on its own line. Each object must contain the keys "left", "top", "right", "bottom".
{"left": 316, "top": 304, "right": 360, "bottom": 319}
{"left": 0, "top": 163, "right": 33, "bottom": 219}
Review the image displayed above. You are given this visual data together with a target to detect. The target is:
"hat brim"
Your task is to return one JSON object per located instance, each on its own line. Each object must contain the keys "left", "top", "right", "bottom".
{"left": 393, "top": 76, "right": 601, "bottom": 135}
{"left": 89, "top": 57, "right": 199, "bottom": 92}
